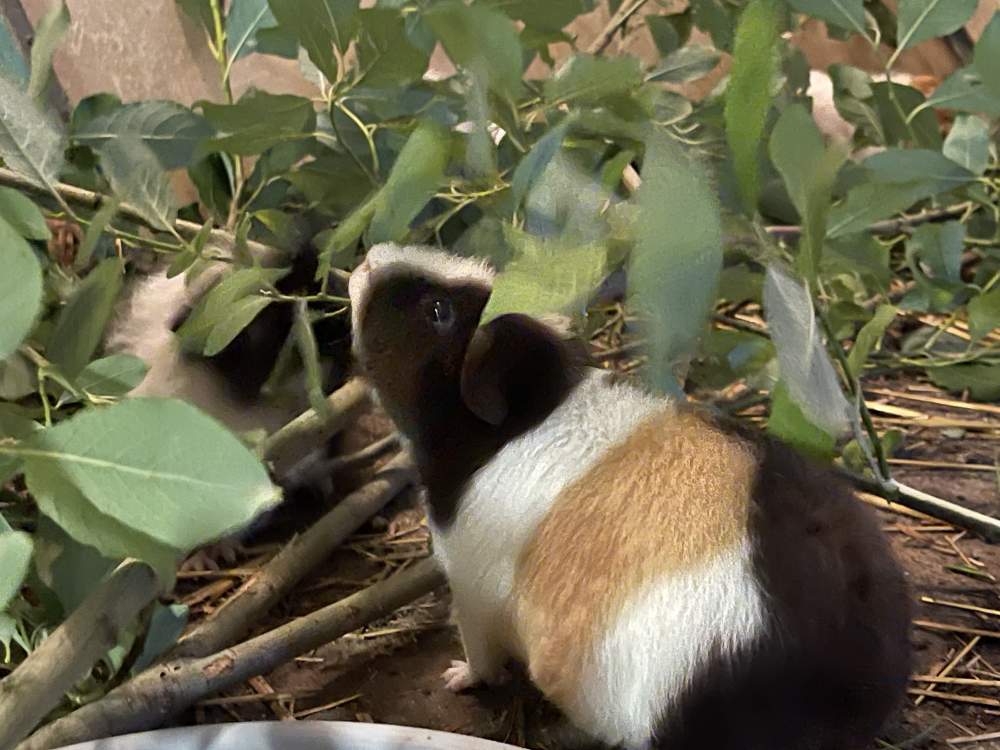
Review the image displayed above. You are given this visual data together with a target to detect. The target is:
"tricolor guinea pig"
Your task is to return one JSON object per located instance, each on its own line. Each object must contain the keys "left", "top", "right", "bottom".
{"left": 348, "top": 243, "right": 911, "bottom": 750}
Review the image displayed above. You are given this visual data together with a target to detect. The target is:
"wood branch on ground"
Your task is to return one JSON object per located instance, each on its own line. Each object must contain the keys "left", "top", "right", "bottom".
{"left": 170, "top": 451, "right": 417, "bottom": 660}
{"left": 16, "top": 559, "right": 446, "bottom": 750}
{"left": 0, "top": 561, "right": 159, "bottom": 750}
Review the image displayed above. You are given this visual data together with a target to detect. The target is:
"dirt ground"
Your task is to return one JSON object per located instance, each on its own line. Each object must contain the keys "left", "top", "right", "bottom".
{"left": 170, "top": 373, "right": 1000, "bottom": 750}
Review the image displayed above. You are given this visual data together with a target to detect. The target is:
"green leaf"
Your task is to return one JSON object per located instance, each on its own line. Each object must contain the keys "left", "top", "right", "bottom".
{"left": 767, "top": 382, "right": 836, "bottom": 462}
{"left": 201, "top": 89, "right": 316, "bottom": 155}
{"left": 268, "top": 0, "right": 358, "bottom": 82}
{"left": 73, "top": 101, "right": 215, "bottom": 170}
{"left": 177, "top": 0, "right": 214, "bottom": 34}
{"left": 896, "top": 0, "right": 977, "bottom": 53}
{"left": 176, "top": 267, "right": 286, "bottom": 354}
{"left": 862, "top": 148, "right": 976, "bottom": 186}
{"left": 293, "top": 301, "right": 330, "bottom": 418}
{"left": 974, "top": 12, "right": 1000, "bottom": 100}
{"left": 646, "top": 15, "right": 681, "bottom": 56}
{"left": 424, "top": 0, "right": 523, "bottom": 98}
{"left": 928, "top": 364, "right": 1000, "bottom": 401}
{"left": 75, "top": 354, "right": 149, "bottom": 398}
{"left": 0, "top": 217, "right": 43, "bottom": 361}
{"left": 369, "top": 120, "right": 450, "bottom": 243}
{"left": 32, "top": 515, "right": 115, "bottom": 615}
{"left": 74, "top": 196, "right": 119, "bottom": 271}
{"left": 47, "top": 258, "right": 124, "bottom": 379}
{"left": 27, "top": 0, "right": 70, "bottom": 103}
{"left": 0, "top": 73, "right": 65, "bottom": 192}
{"left": 544, "top": 54, "right": 643, "bottom": 105}
{"left": 203, "top": 296, "right": 274, "bottom": 356}
{"left": 0, "top": 525, "right": 32, "bottom": 611}
{"left": 911, "top": 221, "right": 965, "bottom": 283}
{"left": 355, "top": 8, "right": 432, "bottom": 88}
{"left": 227, "top": 0, "right": 290, "bottom": 61}
{"left": 847, "top": 304, "right": 896, "bottom": 378}
{"left": 762, "top": 265, "right": 850, "bottom": 436}
{"left": 8, "top": 399, "right": 281, "bottom": 571}
{"left": 130, "top": 602, "right": 189, "bottom": 674}
{"left": 482, "top": 0, "right": 589, "bottom": 31}
{"left": 99, "top": 136, "right": 178, "bottom": 231}
{"left": 480, "top": 232, "right": 608, "bottom": 324}
{"left": 508, "top": 120, "right": 569, "bottom": 214}
{"left": 725, "top": 0, "right": 782, "bottom": 212}
{"left": 0, "top": 186, "right": 50, "bottom": 241}
{"left": 769, "top": 103, "right": 846, "bottom": 281}
{"left": 691, "top": 0, "right": 735, "bottom": 50}
{"left": 646, "top": 45, "right": 721, "bottom": 83}
{"left": 0, "top": 353, "right": 37, "bottom": 402}
{"left": 827, "top": 180, "right": 943, "bottom": 238}
{"left": 784, "top": 0, "right": 865, "bottom": 36}
{"left": 871, "top": 81, "right": 941, "bottom": 148}
{"left": 942, "top": 114, "right": 990, "bottom": 175}
{"left": 968, "top": 288, "right": 1000, "bottom": 342}
{"left": 316, "top": 194, "right": 378, "bottom": 277}
{"left": 924, "top": 67, "right": 1000, "bottom": 116}
{"left": 629, "top": 133, "right": 722, "bottom": 394}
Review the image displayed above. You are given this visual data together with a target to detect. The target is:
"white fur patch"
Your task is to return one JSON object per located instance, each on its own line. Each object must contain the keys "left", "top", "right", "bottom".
{"left": 568, "top": 541, "right": 767, "bottom": 748}
{"left": 431, "top": 369, "right": 665, "bottom": 663}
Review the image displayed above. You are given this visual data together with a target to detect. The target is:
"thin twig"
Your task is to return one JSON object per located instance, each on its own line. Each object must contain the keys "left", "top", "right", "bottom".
{"left": 914, "top": 620, "right": 1000, "bottom": 640}
{"left": 170, "top": 451, "right": 416, "bottom": 660}
{"left": 906, "top": 688, "right": 1000, "bottom": 709}
{"left": 767, "top": 204, "right": 969, "bottom": 239}
{"left": 0, "top": 562, "right": 158, "bottom": 749}
{"left": 587, "top": 0, "right": 650, "bottom": 55}
{"left": 915, "top": 636, "right": 979, "bottom": 706}
{"left": 920, "top": 597, "right": 1000, "bottom": 619}
{"left": 17, "top": 559, "right": 446, "bottom": 750}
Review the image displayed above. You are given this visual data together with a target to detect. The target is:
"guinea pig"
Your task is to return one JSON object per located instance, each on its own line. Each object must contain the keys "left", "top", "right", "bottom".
{"left": 348, "top": 242, "right": 912, "bottom": 750}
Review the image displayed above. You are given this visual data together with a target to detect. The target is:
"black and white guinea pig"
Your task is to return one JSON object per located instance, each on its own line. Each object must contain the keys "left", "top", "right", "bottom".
{"left": 348, "top": 243, "right": 911, "bottom": 750}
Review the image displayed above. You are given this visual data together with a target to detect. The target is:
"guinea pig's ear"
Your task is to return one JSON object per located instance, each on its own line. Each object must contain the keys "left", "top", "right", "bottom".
{"left": 460, "top": 313, "right": 571, "bottom": 427}
{"left": 460, "top": 321, "right": 508, "bottom": 426}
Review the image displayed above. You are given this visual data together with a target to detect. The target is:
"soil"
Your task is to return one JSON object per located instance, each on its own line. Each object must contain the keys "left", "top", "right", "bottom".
{"left": 171, "top": 375, "right": 1000, "bottom": 750}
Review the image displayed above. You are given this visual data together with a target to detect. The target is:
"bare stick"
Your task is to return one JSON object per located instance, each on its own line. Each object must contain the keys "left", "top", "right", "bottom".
{"left": 261, "top": 377, "right": 371, "bottom": 475}
{"left": 17, "top": 559, "right": 446, "bottom": 750}
{"left": 170, "top": 451, "right": 416, "bottom": 660}
{"left": 587, "top": 0, "right": 649, "bottom": 55}
{"left": 282, "top": 433, "right": 401, "bottom": 496}
{"left": 0, "top": 561, "right": 158, "bottom": 749}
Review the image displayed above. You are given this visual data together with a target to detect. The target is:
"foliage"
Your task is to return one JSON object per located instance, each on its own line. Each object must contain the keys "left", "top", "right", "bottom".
{"left": 0, "top": 0, "right": 998, "bottom": 720}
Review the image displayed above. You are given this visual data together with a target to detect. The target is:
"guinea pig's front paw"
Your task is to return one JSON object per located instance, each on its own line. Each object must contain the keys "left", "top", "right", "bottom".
{"left": 442, "top": 660, "right": 480, "bottom": 692}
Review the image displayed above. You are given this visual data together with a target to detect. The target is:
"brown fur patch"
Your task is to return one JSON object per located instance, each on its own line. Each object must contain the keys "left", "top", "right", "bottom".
{"left": 513, "top": 407, "right": 759, "bottom": 706}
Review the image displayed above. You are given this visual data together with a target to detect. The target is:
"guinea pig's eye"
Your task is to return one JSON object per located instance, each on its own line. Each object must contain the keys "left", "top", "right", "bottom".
{"left": 429, "top": 298, "right": 455, "bottom": 333}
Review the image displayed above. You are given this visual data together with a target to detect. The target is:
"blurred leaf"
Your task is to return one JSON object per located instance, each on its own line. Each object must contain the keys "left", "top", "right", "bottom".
{"left": 176, "top": 0, "right": 214, "bottom": 34}
{"left": 0, "top": 73, "right": 65, "bottom": 191}
{"left": 188, "top": 153, "right": 233, "bottom": 222}
{"left": 227, "top": 0, "right": 296, "bottom": 61}
{"left": 968, "top": 287, "right": 1000, "bottom": 341}
{"left": 924, "top": 67, "right": 1000, "bottom": 116}
{"left": 769, "top": 103, "right": 846, "bottom": 281}
{"left": 974, "top": 12, "right": 1000, "bottom": 100}
{"left": 689, "top": 329, "right": 774, "bottom": 389}
{"left": 544, "top": 54, "right": 643, "bottom": 105}
{"left": 725, "top": 0, "right": 782, "bottom": 213}
{"left": 823, "top": 233, "right": 891, "bottom": 290}
{"left": 718, "top": 264, "right": 763, "bottom": 303}
{"left": 0, "top": 217, "right": 43, "bottom": 361}
{"left": 896, "top": 0, "right": 977, "bottom": 53}
{"left": 73, "top": 101, "right": 215, "bottom": 170}
{"left": 99, "top": 137, "right": 178, "bottom": 231}
{"left": 763, "top": 265, "right": 850, "bottom": 436}
{"left": 32, "top": 515, "right": 115, "bottom": 615}
{"left": 871, "top": 81, "right": 941, "bottom": 148}
{"left": 942, "top": 114, "right": 990, "bottom": 175}
{"left": 480, "top": 232, "right": 607, "bottom": 323}
{"left": 0, "top": 353, "right": 37, "bottom": 402}
{"left": 482, "top": 0, "right": 589, "bottom": 31}
{"left": 847, "top": 304, "right": 896, "bottom": 378}
{"left": 508, "top": 120, "right": 569, "bottom": 215}
{"left": 862, "top": 148, "right": 975, "bottom": 186}
{"left": 356, "top": 8, "right": 432, "bottom": 88}
{"left": 369, "top": 120, "right": 450, "bottom": 243}
{"left": 646, "top": 15, "right": 680, "bottom": 56}
{"left": 47, "top": 258, "right": 124, "bottom": 379}
{"left": 204, "top": 296, "right": 274, "bottom": 356}
{"left": 202, "top": 90, "right": 316, "bottom": 155}
{"left": 0, "top": 186, "right": 50, "bottom": 241}
{"left": 785, "top": 0, "right": 865, "bottom": 35}
{"left": 10, "top": 399, "right": 282, "bottom": 579}
{"left": 827, "top": 181, "right": 937, "bottom": 238}
{"left": 767, "top": 382, "right": 836, "bottom": 461}
{"left": 293, "top": 301, "right": 330, "bottom": 418}
{"left": 911, "top": 221, "right": 965, "bottom": 283}
{"left": 0, "top": 521, "right": 32, "bottom": 611}
{"left": 27, "top": 0, "right": 70, "bottom": 103}
{"left": 424, "top": 1, "right": 522, "bottom": 98}
{"left": 0, "top": 405, "right": 39, "bottom": 485}
{"left": 176, "top": 267, "right": 286, "bottom": 354}
{"left": 130, "top": 602, "right": 189, "bottom": 674}
{"left": 316, "top": 195, "right": 378, "bottom": 276}
{"left": 647, "top": 45, "right": 720, "bottom": 83}
{"left": 928, "top": 364, "right": 1000, "bottom": 401}
{"left": 629, "top": 134, "right": 722, "bottom": 394}
{"left": 268, "top": 0, "right": 358, "bottom": 82}
{"left": 75, "top": 354, "right": 149, "bottom": 398}
{"left": 74, "top": 197, "right": 119, "bottom": 271}
{"left": 691, "top": 0, "right": 735, "bottom": 50}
